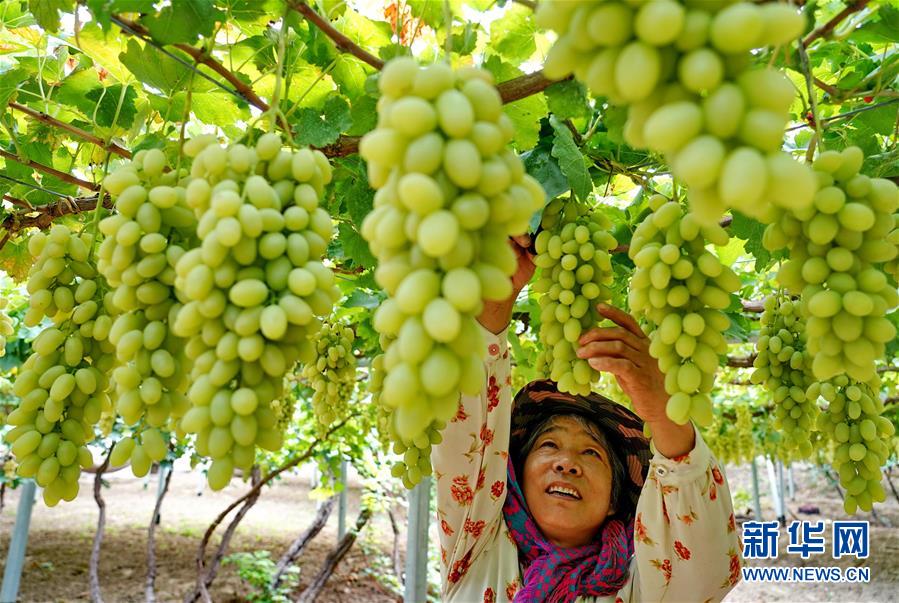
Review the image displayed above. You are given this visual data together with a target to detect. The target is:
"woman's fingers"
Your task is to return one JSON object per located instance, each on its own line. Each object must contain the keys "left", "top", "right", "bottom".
{"left": 587, "top": 356, "right": 640, "bottom": 378}
{"left": 578, "top": 326, "right": 647, "bottom": 353}
{"left": 595, "top": 303, "right": 647, "bottom": 340}
{"left": 576, "top": 339, "right": 645, "bottom": 366}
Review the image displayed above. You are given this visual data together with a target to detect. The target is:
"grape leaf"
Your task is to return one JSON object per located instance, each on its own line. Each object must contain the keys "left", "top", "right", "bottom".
{"left": 489, "top": 5, "right": 536, "bottom": 62}
{"left": 0, "top": 236, "right": 34, "bottom": 282}
{"left": 450, "top": 22, "right": 478, "bottom": 56}
{"left": 337, "top": 223, "right": 376, "bottom": 269}
{"left": 728, "top": 211, "right": 771, "bottom": 273}
{"left": 291, "top": 96, "right": 352, "bottom": 147}
{"left": 28, "top": 0, "right": 74, "bottom": 33}
{"left": 0, "top": 68, "right": 29, "bottom": 108}
{"left": 549, "top": 116, "right": 591, "bottom": 202}
{"left": 545, "top": 80, "right": 590, "bottom": 122}
{"left": 521, "top": 143, "right": 569, "bottom": 201}
{"left": 84, "top": 83, "right": 138, "bottom": 128}
{"left": 482, "top": 56, "right": 547, "bottom": 150}
{"left": 143, "top": 0, "right": 222, "bottom": 45}
{"left": 119, "top": 39, "right": 194, "bottom": 94}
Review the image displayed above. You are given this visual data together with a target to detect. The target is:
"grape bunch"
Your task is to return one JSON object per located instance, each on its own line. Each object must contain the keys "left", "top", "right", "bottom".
{"left": 172, "top": 133, "right": 339, "bottom": 489}
{"left": 98, "top": 148, "right": 197, "bottom": 473}
{"left": 704, "top": 403, "right": 755, "bottom": 465}
{"left": 627, "top": 195, "right": 738, "bottom": 426}
{"left": 0, "top": 297, "right": 13, "bottom": 355}
{"left": 763, "top": 147, "right": 899, "bottom": 383}
{"left": 5, "top": 226, "right": 116, "bottom": 505}
{"left": 537, "top": 0, "right": 815, "bottom": 225}
{"left": 302, "top": 319, "right": 357, "bottom": 430}
{"left": 532, "top": 199, "right": 618, "bottom": 395}
{"left": 359, "top": 58, "right": 544, "bottom": 444}
{"left": 884, "top": 211, "right": 899, "bottom": 280}
{"left": 815, "top": 376, "right": 893, "bottom": 514}
{"left": 750, "top": 293, "right": 818, "bottom": 457}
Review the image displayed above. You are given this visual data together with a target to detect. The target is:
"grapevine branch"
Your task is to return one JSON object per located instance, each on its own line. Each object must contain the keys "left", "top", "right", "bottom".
{"left": 90, "top": 448, "right": 113, "bottom": 603}
{"left": 271, "top": 495, "right": 336, "bottom": 590}
{"left": 110, "top": 15, "right": 269, "bottom": 112}
{"left": 8, "top": 102, "right": 132, "bottom": 158}
{"left": 0, "top": 194, "right": 112, "bottom": 245}
{"left": 289, "top": 1, "right": 384, "bottom": 70}
{"left": 146, "top": 465, "right": 174, "bottom": 603}
{"left": 802, "top": 0, "right": 871, "bottom": 47}
{"left": 0, "top": 148, "right": 99, "bottom": 191}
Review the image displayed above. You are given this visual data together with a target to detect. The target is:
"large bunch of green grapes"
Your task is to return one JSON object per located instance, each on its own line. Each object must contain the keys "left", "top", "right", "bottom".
{"left": 628, "top": 195, "right": 738, "bottom": 426}
{"left": 172, "top": 133, "right": 339, "bottom": 490}
{"left": 98, "top": 148, "right": 197, "bottom": 473}
{"left": 763, "top": 147, "right": 899, "bottom": 384}
{"left": 532, "top": 199, "right": 618, "bottom": 395}
{"left": 371, "top": 354, "right": 442, "bottom": 488}
{"left": 302, "top": 319, "right": 357, "bottom": 430}
{"left": 537, "top": 0, "right": 815, "bottom": 225}
{"left": 359, "top": 58, "right": 544, "bottom": 445}
{"left": 751, "top": 293, "right": 818, "bottom": 458}
{"left": 4, "top": 226, "right": 116, "bottom": 505}
{"left": 0, "top": 297, "right": 13, "bottom": 355}
{"left": 815, "top": 376, "right": 893, "bottom": 513}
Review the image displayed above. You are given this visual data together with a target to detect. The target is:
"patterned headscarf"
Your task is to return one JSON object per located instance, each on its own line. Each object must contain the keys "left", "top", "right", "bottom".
{"left": 502, "top": 379, "right": 652, "bottom": 602}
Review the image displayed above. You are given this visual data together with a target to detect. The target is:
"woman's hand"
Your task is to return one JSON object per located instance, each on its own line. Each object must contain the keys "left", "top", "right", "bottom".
{"left": 476, "top": 235, "right": 536, "bottom": 335}
{"left": 576, "top": 303, "right": 695, "bottom": 458}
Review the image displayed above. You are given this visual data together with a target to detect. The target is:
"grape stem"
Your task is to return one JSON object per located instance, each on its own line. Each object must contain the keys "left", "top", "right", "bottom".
{"left": 802, "top": 0, "right": 872, "bottom": 48}
{"left": 798, "top": 40, "right": 826, "bottom": 152}
{"left": 0, "top": 148, "right": 98, "bottom": 191}
{"left": 8, "top": 102, "right": 131, "bottom": 158}
{"left": 288, "top": 1, "right": 385, "bottom": 70}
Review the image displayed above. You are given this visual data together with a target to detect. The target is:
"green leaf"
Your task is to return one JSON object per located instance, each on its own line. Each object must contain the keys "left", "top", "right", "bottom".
{"left": 729, "top": 211, "right": 771, "bottom": 272}
{"left": 853, "top": 5, "right": 899, "bottom": 43}
{"left": 0, "top": 68, "right": 29, "bottom": 108}
{"left": 333, "top": 156, "right": 374, "bottom": 227}
{"left": 84, "top": 83, "right": 138, "bottom": 128}
{"left": 143, "top": 0, "right": 222, "bottom": 45}
{"left": 28, "top": 0, "right": 74, "bottom": 32}
{"left": 85, "top": 0, "right": 155, "bottom": 30}
{"left": 549, "top": 116, "right": 591, "bottom": 202}
{"left": 191, "top": 91, "right": 249, "bottom": 128}
{"left": 346, "top": 95, "right": 378, "bottom": 136}
{"left": 482, "top": 56, "right": 548, "bottom": 150}
{"left": 489, "top": 5, "right": 536, "bottom": 62}
{"left": 0, "top": 236, "right": 34, "bottom": 283}
{"left": 65, "top": 23, "right": 132, "bottom": 82}
{"left": 119, "top": 39, "right": 193, "bottom": 94}
{"left": 292, "top": 96, "right": 351, "bottom": 147}
{"left": 337, "top": 223, "right": 376, "bottom": 269}
{"left": 521, "top": 143, "right": 569, "bottom": 201}
{"left": 545, "top": 80, "right": 590, "bottom": 122}
{"left": 450, "top": 22, "right": 478, "bottom": 56}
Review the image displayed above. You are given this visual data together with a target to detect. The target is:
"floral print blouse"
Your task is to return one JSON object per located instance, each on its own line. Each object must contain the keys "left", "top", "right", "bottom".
{"left": 431, "top": 325, "right": 742, "bottom": 602}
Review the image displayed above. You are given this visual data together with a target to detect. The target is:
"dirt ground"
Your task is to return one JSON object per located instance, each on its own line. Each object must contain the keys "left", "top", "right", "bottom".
{"left": 0, "top": 465, "right": 401, "bottom": 602}
{"left": 1, "top": 460, "right": 898, "bottom": 602}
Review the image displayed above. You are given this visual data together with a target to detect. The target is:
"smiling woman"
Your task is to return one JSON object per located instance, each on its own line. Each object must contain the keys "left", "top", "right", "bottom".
{"left": 432, "top": 237, "right": 742, "bottom": 602}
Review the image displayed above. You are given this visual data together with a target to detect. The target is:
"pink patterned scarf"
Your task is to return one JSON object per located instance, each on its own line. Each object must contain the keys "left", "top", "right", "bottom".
{"left": 502, "top": 458, "right": 634, "bottom": 602}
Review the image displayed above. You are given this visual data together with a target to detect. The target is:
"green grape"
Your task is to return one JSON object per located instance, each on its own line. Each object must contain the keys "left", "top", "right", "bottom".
{"left": 359, "top": 58, "right": 544, "bottom": 462}
{"left": 532, "top": 199, "right": 618, "bottom": 395}
{"left": 763, "top": 147, "right": 899, "bottom": 384}
{"left": 0, "top": 297, "right": 14, "bottom": 356}
{"left": 537, "top": 0, "right": 813, "bottom": 225}
{"left": 703, "top": 403, "right": 757, "bottom": 466}
{"left": 98, "top": 149, "right": 196, "bottom": 471}
{"left": 750, "top": 292, "right": 819, "bottom": 458}
{"left": 302, "top": 318, "right": 357, "bottom": 431}
{"left": 7, "top": 226, "right": 116, "bottom": 506}
{"left": 815, "top": 375, "right": 892, "bottom": 514}
{"left": 172, "top": 134, "right": 339, "bottom": 489}
{"left": 627, "top": 195, "right": 739, "bottom": 427}
{"left": 372, "top": 354, "right": 442, "bottom": 489}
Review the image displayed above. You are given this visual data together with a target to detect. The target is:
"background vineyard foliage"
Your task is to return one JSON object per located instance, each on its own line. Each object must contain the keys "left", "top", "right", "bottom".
{"left": 0, "top": 0, "right": 896, "bottom": 507}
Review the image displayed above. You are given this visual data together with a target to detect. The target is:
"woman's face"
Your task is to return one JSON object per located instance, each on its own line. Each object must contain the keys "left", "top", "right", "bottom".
{"left": 522, "top": 416, "right": 614, "bottom": 549}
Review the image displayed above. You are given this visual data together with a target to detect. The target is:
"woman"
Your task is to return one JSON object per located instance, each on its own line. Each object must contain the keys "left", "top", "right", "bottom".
{"left": 432, "top": 237, "right": 742, "bottom": 602}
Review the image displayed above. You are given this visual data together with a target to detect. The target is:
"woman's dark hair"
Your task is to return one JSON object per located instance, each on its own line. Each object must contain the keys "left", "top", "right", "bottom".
{"left": 515, "top": 413, "right": 627, "bottom": 517}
